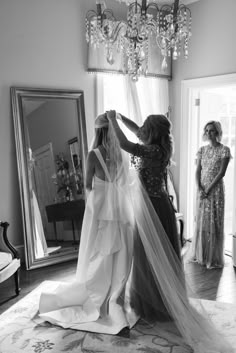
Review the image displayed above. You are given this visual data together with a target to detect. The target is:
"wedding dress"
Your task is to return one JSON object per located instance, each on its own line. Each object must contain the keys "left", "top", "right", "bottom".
{"left": 39, "top": 121, "right": 233, "bottom": 353}
{"left": 39, "top": 148, "right": 139, "bottom": 334}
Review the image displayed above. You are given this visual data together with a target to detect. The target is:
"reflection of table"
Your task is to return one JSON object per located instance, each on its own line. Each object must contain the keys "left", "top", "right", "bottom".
{"left": 45, "top": 199, "right": 85, "bottom": 244}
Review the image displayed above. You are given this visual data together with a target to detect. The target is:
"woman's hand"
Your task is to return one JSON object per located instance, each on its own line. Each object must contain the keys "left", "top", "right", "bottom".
{"left": 116, "top": 113, "right": 123, "bottom": 121}
{"left": 199, "top": 189, "right": 208, "bottom": 200}
{"left": 107, "top": 110, "right": 116, "bottom": 121}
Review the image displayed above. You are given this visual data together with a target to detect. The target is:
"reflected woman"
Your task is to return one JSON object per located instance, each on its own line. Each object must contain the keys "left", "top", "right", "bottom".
{"left": 191, "top": 121, "right": 231, "bottom": 269}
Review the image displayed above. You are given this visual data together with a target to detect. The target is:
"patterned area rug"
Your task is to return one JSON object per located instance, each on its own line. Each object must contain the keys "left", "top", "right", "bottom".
{"left": 0, "top": 280, "right": 236, "bottom": 353}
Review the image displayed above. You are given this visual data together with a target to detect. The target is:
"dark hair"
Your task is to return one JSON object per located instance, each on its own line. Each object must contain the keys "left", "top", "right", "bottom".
{"left": 144, "top": 114, "right": 174, "bottom": 164}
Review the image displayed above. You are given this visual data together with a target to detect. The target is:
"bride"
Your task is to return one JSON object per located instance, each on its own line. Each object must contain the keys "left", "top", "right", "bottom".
{"left": 39, "top": 112, "right": 233, "bottom": 353}
{"left": 39, "top": 112, "right": 138, "bottom": 334}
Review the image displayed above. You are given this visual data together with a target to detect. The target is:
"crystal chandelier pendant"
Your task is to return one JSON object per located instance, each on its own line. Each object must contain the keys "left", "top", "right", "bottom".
{"left": 161, "top": 56, "right": 168, "bottom": 71}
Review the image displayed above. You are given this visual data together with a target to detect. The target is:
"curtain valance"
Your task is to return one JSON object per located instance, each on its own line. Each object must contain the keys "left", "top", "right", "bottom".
{"left": 87, "top": 39, "right": 172, "bottom": 80}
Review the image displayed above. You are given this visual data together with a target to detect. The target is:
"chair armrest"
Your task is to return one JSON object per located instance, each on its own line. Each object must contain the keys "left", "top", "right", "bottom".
{"left": 0, "top": 221, "right": 20, "bottom": 260}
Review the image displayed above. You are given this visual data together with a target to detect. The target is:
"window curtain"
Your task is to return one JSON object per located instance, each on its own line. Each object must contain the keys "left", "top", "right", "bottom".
{"left": 96, "top": 73, "right": 170, "bottom": 149}
{"left": 95, "top": 74, "right": 178, "bottom": 209}
{"left": 96, "top": 74, "right": 169, "bottom": 125}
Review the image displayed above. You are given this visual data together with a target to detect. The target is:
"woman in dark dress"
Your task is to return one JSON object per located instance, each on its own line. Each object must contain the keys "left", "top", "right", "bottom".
{"left": 107, "top": 110, "right": 181, "bottom": 320}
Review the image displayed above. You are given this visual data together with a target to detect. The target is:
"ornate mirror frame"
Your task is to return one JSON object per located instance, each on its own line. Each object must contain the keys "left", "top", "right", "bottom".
{"left": 11, "top": 87, "right": 88, "bottom": 269}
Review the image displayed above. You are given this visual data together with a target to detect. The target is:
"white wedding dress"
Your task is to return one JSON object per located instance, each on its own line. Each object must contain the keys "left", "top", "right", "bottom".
{"left": 39, "top": 149, "right": 138, "bottom": 334}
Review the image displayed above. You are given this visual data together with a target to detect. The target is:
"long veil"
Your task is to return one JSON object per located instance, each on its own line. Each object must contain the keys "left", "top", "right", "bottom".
{"left": 106, "top": 121, "right": 233, "bottom": 353}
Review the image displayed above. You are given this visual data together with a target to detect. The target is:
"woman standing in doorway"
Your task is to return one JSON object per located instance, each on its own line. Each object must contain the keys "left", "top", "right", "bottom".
{"left": 192, "top": 120, "right": 231, "bottom": 269}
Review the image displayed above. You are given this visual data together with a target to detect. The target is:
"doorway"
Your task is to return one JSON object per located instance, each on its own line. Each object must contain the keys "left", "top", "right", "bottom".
{"left": 33, "top": 142, "right": 57, "bottom": 240}
{"left": 180, "top": 74, "right": 236, "bottom": 255}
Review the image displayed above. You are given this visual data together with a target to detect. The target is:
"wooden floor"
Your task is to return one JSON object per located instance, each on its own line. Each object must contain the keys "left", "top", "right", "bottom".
{"left": 0, "top": 260, "right": 77, "bottom": 315}
{"left": 1, "top": 252, "right": 236, "bottom": 315}
{"left": 184, "top": 254, "right": 236, "bottom": 304}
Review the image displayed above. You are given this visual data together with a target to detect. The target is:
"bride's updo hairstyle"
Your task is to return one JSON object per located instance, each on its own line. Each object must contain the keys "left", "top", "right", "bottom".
{"left": 91, "top": 113, "right": 109, "bottom": 150}
{"left": 91, "top": 112, "right": 123, "bottom": 180}
{"left": 142, "top": 114, "right": 174, "bottom": 164}
{"left": 202, "top": 120, "right": 223, "bottom": 142}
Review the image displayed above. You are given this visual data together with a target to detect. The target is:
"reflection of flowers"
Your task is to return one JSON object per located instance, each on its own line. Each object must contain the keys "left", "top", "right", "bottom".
{"left": 52, "top": 153, "right": 74, "bottom": 200}
{"left": 72, "top": 154, "right": 83, "bottom": 194}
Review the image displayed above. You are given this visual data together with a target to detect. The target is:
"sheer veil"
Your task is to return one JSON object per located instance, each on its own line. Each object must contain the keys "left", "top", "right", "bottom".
{"left": 105, "top": 117, "right": 233, "bottom": 353}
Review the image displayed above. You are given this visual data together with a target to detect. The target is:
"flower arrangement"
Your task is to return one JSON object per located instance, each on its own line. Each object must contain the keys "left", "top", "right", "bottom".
{"left": 52, "top": 153, "right": 75, "bottom": 201}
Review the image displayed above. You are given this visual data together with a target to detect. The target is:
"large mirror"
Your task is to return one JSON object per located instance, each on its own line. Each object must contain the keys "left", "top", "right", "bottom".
{"left": 11, "top": 87, "right": 88, "bottom": 269}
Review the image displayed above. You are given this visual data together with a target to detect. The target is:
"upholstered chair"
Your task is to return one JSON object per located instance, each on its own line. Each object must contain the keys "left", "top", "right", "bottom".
{"left": 0, "top": 221, "right": 21, "bottom": 295}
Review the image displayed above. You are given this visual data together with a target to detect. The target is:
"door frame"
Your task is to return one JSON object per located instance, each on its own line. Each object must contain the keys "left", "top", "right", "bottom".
{"left": 180, "top": 73, "right": 236, "bottom": 239}
{"left": 33, "top": 142, "right": 57, "bottom": 239}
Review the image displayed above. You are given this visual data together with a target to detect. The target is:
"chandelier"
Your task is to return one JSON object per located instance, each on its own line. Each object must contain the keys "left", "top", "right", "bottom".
{"left": 86, "top": 0, "right": 192, "bottom": 81}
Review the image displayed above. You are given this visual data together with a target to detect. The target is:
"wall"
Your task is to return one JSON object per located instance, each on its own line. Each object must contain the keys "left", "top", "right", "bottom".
{"left": 0, "top": 0, "right": 97, "bottom": 247}
{"left": 170, "top": 0, "right": 236, "bottom": 196}
{"left": 0, "top": 0, "right": 128, "bottom": 249}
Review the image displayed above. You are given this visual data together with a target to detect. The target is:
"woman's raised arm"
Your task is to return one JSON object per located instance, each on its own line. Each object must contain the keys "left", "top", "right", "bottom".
{"left": 118, "top": 113, "right": 140, "bottom": 135}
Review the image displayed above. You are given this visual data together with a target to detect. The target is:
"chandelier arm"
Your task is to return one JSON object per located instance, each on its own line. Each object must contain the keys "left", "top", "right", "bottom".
{"left": 103, "top": 9, "right": 116, "bottom": 20}
{"left": 146, "top": 2, "right": 160, "bottom": 19}
{"left": 146, "top": 3, "right": 159, "bottom": 11}
{"left": 160, "top": 4, "right": 172, "bottom": 12}
{"left": 102, "top": 21, "right": 127, "bottom": 45}
{"left": 156, "top": 36, "right": 171, "bottom": 51}
{"left": 178, "top": 4, "right": 191, "bottom": 12}
{"left": 128, "top": 2, "right": 141, "bottom": 13}
{"left": 86, "top": 10, "right": 100, "bottom": 21}
{"left": 112, "top": 22, "right": 127, "bottom": 44}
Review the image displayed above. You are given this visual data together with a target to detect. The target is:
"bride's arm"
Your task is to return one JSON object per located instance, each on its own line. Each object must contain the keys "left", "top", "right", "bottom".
{"left": 85, "top": 151, "right": 95, "bottom": 193}
{"left": 107, "top": 110, "right": 137, "bottom": 154}
{"left": 117, "top": 113, "right": 140, "bottom": 135}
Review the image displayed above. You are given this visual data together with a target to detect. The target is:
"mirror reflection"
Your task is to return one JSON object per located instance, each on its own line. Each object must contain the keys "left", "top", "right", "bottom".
{"left": 11, "top": 88, "right": 88, "bottom": 269}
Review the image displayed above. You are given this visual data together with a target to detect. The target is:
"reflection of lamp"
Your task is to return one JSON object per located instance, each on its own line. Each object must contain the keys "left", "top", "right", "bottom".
{"left": 86, "top": 0, "right": 191, "bottom": 81}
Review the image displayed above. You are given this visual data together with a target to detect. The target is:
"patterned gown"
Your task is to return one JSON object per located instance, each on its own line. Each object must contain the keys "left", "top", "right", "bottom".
{"left": 130, "top": 143, "right": 181, "bottom": 320}
{"left": 192, "top": 143, "right": 231, "bottom": 269}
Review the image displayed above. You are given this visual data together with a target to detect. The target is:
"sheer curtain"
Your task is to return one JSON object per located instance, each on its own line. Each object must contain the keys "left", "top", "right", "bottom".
{"left": 95, "top": 74, "right": 179, "bottom": 210}
{"left": 96, "top": 74, "right": 169, "bottom": 142}
{"left": 96, "top": 74, "right": 169, "bottom": 122}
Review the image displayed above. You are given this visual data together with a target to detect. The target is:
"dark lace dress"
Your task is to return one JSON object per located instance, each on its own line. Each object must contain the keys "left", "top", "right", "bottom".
{"left": 130, "top": 143, "right": 181, "bottom": 320}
